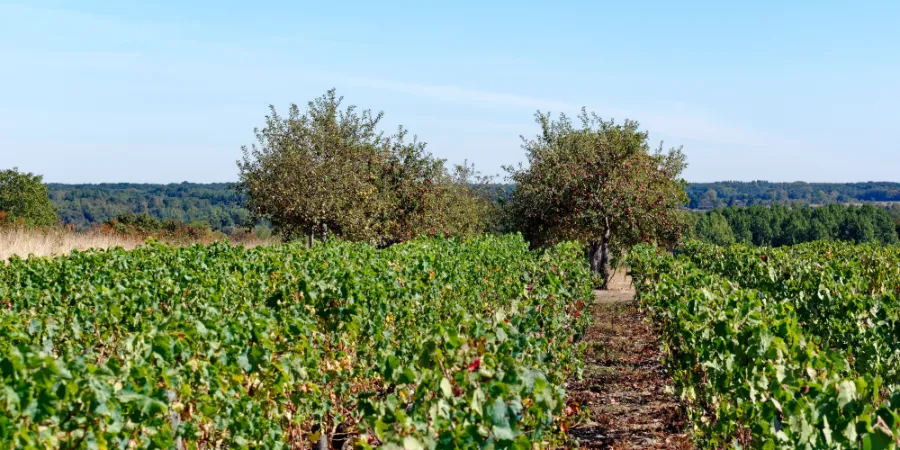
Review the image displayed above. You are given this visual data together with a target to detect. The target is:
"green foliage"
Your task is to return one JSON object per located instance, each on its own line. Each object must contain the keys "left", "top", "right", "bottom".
{"left": 237, "top": 90, "right": 492, "bottom": 245}
{"left": 0, "top": 234, "right": 592, "bottom": 448}
{"left": 0, "top": 168, "right": 57, "bottom": 226}
{"left": 43, "top": 181, "right": 900, "bottom": 236}
{"left": 46, "top": 182, "right": 251, "bottom": 232}
{"left": 689, "top": 204, "right": 899, "bottom": 247}
{"left": 686, "top": 181, "right": 900, "bottom": 208}
{"left": 694, "top": 211, "right": 735, "bottom": 246}
{"left": 103, "top": 212, "right": 222, "bottom": 242}
{"left": 630, "top": 241, "right": 900, "bottom": 449}
{"left": 505, "top": 110, "right": 688, "bottom": 282}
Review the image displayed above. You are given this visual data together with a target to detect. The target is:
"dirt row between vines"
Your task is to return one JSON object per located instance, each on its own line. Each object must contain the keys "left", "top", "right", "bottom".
{"left": 568, "top": 272, "right": 692, "bottom": 449}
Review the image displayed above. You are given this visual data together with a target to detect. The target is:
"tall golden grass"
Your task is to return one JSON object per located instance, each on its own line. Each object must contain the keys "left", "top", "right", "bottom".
{"left": 1, "top": 227, "right": 143, "bottom": 261}
{"left": 1, "top": 227, "right": 276, "bottom": 261}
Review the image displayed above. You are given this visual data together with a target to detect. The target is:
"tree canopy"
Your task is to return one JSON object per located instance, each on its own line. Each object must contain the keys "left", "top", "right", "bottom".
{"left": 687, "top": 204, "right": 899, "bottom": 246}
{"left": 686, "top": 181, "right": 900, "bottom": 208}
{"left": 46, "top": 182, "right": 249, "bottom": 232}
{"left": 506, "top": 110, "right": 688, "bottom": 286}
{"left": 0, "top": 168, "right": 57, "bottom": 226}
{"left": 236, "top": 89, "right": 491, "bottom": 245}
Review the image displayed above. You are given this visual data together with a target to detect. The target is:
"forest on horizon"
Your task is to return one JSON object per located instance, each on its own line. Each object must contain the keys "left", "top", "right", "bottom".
{"left": 47, "top": 180, "right": 900, "bottom": 232}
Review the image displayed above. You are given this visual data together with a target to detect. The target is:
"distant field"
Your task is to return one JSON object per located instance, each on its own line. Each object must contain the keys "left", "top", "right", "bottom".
{"left": 0, "top": 227, "right": 274, "bottom": 261}
{"left": 0, "top": 227, "right": 143, "bottom": 261}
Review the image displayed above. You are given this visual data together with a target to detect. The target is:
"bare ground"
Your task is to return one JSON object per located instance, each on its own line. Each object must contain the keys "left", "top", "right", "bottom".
{"left": 568, "top": 272, "right": 692, "bottom": 449}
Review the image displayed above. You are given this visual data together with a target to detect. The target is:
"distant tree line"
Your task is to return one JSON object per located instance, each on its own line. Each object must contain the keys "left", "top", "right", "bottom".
{"left": 687, "top": 181, "right": 900, "bottom": 209}
{"left": 687, "top": 204, "right": 900, "bottom": 247}
{"left": 44, "top": 180, "right": 900, "bottom": 233}
{"left": 40, "top": 182, "right": 513, "bottom": 234}
{"left": 46, "top": 182, "right": 251, "bottom": 232}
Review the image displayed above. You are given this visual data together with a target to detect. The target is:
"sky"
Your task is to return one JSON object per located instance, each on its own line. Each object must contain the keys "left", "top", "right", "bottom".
{"left": 1, "top": 1, "right": 898, "bottom": 184}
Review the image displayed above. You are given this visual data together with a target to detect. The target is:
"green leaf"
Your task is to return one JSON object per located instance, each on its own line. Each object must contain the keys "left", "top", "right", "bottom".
{"left": 837, "top": 380, "right": 857, "bottom": 409}
{"left": 439, "top": 377, "right": 452, "bottom": 398}
{"left": 489, "top": 397, "right": 509, "bottom": 428}
{"left": 402, "top": 436, "right": 424, "bottom": 450}
{"left": 470, "top": 388, "right": 485, "bottom": 416}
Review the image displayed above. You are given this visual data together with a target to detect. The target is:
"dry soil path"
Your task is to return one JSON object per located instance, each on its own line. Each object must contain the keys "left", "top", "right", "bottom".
{"left": 568, "top": 272, "right": 692, "bottom": 449}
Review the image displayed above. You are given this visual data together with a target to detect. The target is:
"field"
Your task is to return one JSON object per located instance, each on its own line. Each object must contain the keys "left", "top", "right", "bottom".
{"left": 0, "top": 235, "right": 593, "bottom": 448}
{"left": 0, "top": 227, "right": 276, "bottom": 261}
{"left": 0, "top": 227, "right": 145, "bottom": 261}
{"left": 10, "top": 229, "right": 900, "bottom": 449}
{"left": 630, "top": 241, "right": 900, "bottom": 448}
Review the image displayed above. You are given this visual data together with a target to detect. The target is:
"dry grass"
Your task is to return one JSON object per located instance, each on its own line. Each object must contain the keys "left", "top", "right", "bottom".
{"left": 1, "top": 228, "right": 145, "bottom": 261}
{"left": 1, "top": 227, "right": 277, "bottom": 261}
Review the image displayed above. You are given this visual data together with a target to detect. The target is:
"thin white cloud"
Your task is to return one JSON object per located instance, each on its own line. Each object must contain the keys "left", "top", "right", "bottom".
{"left": 338, "top": 76, "right": 588, "bottom": 113}
{"left": 337, "top": 75, "right": 800, "bottom": 151}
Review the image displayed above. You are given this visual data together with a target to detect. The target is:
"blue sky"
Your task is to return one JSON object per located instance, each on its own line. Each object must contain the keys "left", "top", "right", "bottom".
{"left": 1, "top": 1, "right": 898, "bottom": 183}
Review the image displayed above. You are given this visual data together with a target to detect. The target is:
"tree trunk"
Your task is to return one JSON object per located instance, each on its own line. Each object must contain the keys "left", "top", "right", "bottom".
{"left": 599, "top": 226, "right": 611, "bottom": 289}
{"left": 589, "top": 240, "right": 601, "bottom": 276}
{"left": 316, "top": 431, "right": 329, "bottom": 450}
{"left": 589, "top": 219, "right": 612, "bottom": 289}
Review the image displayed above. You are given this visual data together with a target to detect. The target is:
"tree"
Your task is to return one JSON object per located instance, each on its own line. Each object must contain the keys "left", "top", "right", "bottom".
{"left": 431, "top": 161, "right": 498, "bottom": 238}
{"left": 840, "top": 212, "right": 875, "bottom": 243}
{"left": 722, "top": 207, "right": 752, "bottom": 243}
{"left": 778, "top": 210, "right": 810, "bottom": 246}
{"left": 0, "top": 168, "right": 57, "bottom": 226}
{"left": 747, "top": 205, "right": 774, "bottom": 245}
{"left": 699, "top": 189, "right": 721, "bottom": 209}
{"left": 678, "top": 211, "right": 700, "bottom": 241}
{"left": 691, "top": 203, "right": 900, "bottom": 247}
{"left": 237, "top": 90, "right": 491, "bottom": 245}
{"left": 695, "top": 211, "right": 735, "bottom": 246}
{"left": 865, "top": 204, "right": 898, "bottom": 244}
{"left": 506, "top": 111, "right": 688, "bottom": 287}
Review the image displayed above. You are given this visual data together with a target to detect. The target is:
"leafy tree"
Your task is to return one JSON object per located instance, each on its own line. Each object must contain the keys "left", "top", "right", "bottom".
{"left": 237, "top": 90, "right": 491, "bottom": 245}
{"left": 0, "top": 168, "right": 57, "bottom": 226}
{"left": 46, "top": 182, "right": 251, "bottom": 232}
{"left": 691, "top": 204, "right": 899, "bottom": 247}
{"left": 892, "top": 205, "right": 900, "bottom": 238}
{"left": 431, "top": 162, "right": 498, "bottom": 238}
{"left": 107, "top": 212, "right": 162, "bottom": 231}
{"left": 779, "top": 210, "right": 810, "bottom": 246}
{"left": 686, "top": 181, "right": 900, "bottom": 207}
{"left": 698, "top": 188, "right": 722, "bottom": 209}
{"left": 747, "top": 205, "right": 774, "bottom": 246}
{"left": 809, "top": 206, "right": 838, "bottom": 241}
{"left": 695, "top": 211, "right": 735, "bottom": 246}
{"left": 678, "top": 211, "right": 700, "bottom": 241}
{"left": 840, "top": 213, "right": 875, "bottom": 243}
{"left": 506, "top": 110, "right": 688, "bottom": 287}
{"left": 722, "top": 207, "right": 752, "bottom": 243}
{"left": 868, "top": 204, "right": 898, "bottom": 244}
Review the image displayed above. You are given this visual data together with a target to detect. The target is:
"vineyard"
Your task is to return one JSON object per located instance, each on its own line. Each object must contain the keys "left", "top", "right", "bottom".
{"left": 0, "top": 235, "right": 593, "bottom": 449}
{"left": 630, "top": 241, "right": 900, "bottom": 449}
